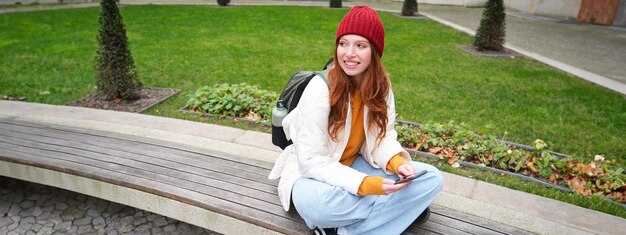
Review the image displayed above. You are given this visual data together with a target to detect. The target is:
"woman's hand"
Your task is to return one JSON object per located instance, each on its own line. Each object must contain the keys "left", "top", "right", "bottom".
{"left": 382, "top": 164, "right": 416, "bottom": 194}
{"left": 382, "top": 178, "right": 410, "bottom": 194}
{"left": 396, "top": 163, "right": 416, "bottom": 178}
{"left": 382, "top": 163, "right": 416, "bottom": 194}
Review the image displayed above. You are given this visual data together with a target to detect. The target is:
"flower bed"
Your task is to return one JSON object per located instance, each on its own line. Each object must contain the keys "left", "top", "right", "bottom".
{"left": 395, "top": 121, "right": 625, "bottom": 204}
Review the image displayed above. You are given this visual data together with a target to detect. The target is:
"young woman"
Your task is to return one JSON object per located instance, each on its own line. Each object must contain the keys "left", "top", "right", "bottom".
{"left": 269, "top": 6, "right": 443, "bottom": 235}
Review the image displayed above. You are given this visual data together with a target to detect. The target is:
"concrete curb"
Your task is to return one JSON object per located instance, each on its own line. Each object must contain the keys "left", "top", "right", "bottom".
{"left": 2, "top": 101, "right": 625, "bottom": 234}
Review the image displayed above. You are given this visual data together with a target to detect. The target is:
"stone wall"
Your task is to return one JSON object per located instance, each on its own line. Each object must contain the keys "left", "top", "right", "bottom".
{"left": 505, "top": 0, "right": 582, "bottom": 19}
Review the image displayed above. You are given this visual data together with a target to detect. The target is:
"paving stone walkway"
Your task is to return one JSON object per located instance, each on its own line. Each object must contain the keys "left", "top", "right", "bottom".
{"left": 0, "top": 176, "right": 220, "bottom": 235}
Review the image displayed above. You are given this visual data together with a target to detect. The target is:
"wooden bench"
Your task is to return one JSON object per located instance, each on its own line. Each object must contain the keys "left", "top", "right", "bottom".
{"left": 0, "top": 118, "right": 531, "bottom": 234}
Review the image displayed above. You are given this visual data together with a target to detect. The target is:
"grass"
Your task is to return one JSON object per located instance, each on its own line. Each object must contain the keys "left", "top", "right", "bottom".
{"left": 0, "top": 5, "right": 624, "bottom": 216}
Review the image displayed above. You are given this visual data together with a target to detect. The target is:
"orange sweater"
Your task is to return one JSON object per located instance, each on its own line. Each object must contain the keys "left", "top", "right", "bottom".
{"left": 340, "top": 89, "right": 407, "bottom": 195}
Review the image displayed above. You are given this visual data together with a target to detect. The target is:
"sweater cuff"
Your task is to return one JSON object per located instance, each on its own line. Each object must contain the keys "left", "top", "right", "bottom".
{"left": 386, "top": 154, "right": 408, "bottom": 174}
{"left": 357, "top": 176, "right": 385, "bottom": 195}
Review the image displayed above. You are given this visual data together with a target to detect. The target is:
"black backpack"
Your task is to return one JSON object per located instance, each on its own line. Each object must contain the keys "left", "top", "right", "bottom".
{"left": 272, "top": 58, "right": 333, "bottom": 149}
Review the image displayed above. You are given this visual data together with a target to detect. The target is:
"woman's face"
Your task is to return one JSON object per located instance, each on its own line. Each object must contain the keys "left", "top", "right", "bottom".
{"left": 337, "top": 34, "right": 372, "bottom": 81}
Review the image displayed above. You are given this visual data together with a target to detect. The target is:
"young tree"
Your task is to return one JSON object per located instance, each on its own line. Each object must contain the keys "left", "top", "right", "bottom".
{"left": 473, "top": 0, "right": 506, "bottom": 51}
{"left": 330, "top": 0, "right": 342, "bottom": 8}
{"left": 402, "top": 0, "right": 418, "bottom": 16}
{"left": 217, "top": 0, "right": 230, "bottom": 6}
{"left": 95, "top": 0, "right": 142, "bottom": 100}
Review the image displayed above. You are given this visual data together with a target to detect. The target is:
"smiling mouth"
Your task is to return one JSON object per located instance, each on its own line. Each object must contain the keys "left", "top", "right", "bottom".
{"left": 344, "top": 61, "right": 360, "bottom": 67}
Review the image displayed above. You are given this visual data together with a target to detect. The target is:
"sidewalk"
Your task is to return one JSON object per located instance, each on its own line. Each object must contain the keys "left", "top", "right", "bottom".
{"left": 2, "top": 100, "right": 625, "bottom": 234}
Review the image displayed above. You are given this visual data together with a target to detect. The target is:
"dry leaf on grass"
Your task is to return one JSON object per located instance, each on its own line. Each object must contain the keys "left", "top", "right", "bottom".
{"left": 447, "top": 156, "right": 459, "bottom": 165}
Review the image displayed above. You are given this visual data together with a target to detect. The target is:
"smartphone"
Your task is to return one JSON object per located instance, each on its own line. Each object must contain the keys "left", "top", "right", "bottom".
{"left": 394, "top": 170, "right": 427, "bottom": 185}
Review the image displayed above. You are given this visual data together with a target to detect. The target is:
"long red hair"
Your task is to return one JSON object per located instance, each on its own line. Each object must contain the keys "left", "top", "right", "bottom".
{"left": 328, "top": 45, "right": 390, "bottom": 144}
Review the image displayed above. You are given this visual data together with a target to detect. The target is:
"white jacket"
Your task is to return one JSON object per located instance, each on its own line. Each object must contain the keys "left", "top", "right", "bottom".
{"left": 268, "top": 75, "right": 411, "bottom": 211}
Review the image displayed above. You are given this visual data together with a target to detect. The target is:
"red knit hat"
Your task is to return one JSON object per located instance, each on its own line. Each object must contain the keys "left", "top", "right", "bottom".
{"left": 336, "top": 6, "right": 385, "bottom": 56}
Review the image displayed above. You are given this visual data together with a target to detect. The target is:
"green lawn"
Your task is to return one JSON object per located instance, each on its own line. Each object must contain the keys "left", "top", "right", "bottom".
{"left": 1, "top": 5, "right": 624, "bottom": 216}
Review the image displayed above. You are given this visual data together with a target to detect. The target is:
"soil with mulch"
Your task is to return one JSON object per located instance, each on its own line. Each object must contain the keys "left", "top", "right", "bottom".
{"left": 396, "top": 13, "right": 428, "bottom": 19}
{"left": 68, "top": 87, "right": 179, "bottom": 113}
{"left": 460, "top": 45, "right": 522, "bottom": 58}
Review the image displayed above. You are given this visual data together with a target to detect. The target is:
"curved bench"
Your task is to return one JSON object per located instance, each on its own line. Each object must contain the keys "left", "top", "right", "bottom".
{"left": 0, "top": 118, "right": 530, "bottom": 234}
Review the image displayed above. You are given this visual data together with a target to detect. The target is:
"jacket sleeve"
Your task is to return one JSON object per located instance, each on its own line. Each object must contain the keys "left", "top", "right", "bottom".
{"left": 283, "top": 76, "right": 367, "bottom": 195}
{"left": 371, "top": 90, "right": 412, "bottom": 173}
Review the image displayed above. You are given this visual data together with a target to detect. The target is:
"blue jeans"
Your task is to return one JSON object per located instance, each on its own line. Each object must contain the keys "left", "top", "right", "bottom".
{"left": 292, "top": 157, "right": 444, "bottom": 234}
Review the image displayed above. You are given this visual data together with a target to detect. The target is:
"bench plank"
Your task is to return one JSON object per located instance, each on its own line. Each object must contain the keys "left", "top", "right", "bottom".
{"left": 428, "top": 205, "right": 533, "bottom": 235}
{"left": 0, "top": 128, "right": 280, "bottom": 205}
{"left": 0, "top": 120, "right": 274, "bottom": 180}
{"left": 0, "top": 118, "right": 276, "bottom": 172}
{"left": 427, "top": 212, "right": 502, "bottom": 235}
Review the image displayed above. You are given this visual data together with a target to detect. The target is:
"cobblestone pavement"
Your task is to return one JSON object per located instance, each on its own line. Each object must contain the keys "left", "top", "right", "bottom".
{"left": 0, "top": 176, "right": 220, "bottom": 235}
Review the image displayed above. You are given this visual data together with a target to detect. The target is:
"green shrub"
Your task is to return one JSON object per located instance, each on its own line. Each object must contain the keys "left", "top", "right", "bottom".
{"left": 330, "top": 0, "right": 342, "bottom": 8}
{"left": 217, "top": 0, "right": 230, "bottom": 6}
{"left": 186, "top": 83, "right": 278, "bottom": 121}
{"left": 474, "top": 0, "right": 506, "bottom": 51}
{"left": 94, "top": 0, "right": 142, "bottom": 100}
{"left": 402, "top": 0, "right": 418, "bottom": 16}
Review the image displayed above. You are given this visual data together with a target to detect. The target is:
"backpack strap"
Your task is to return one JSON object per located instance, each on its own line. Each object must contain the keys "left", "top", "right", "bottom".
{"left": 316, "top": 57, "right": 332, "bottom": 89}
{"left": 316, "top": 69, "right": 330, "bottom": 89}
